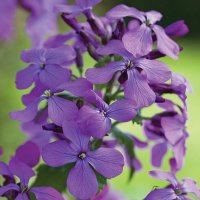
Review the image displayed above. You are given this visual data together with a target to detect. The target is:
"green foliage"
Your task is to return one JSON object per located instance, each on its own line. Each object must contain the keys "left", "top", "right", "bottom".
{"left": 32, "top": 163, "right": 75, "bottom": 193}
{"left": 94, "top": 56, "right": 111, "bottom": 68}
{"left": 112, "top": 127, "right": 135, "bottom": 180}
{"left": 96, "top": 172, "right": 107, "bottom": 192}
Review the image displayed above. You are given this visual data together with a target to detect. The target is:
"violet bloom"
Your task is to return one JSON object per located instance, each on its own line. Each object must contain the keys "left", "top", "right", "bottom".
{"left": 55, "top": 0, "right": 102, "bottom": 19}
{"left": 78, "top": 90, "right": 137, "bottom": 138}
{"left": 20, "top": 0, "right": 66, "bottom": 47}
{"left": 42, "top": 120, "right": 124, "bottom": 199}
{"left": 86, "top": 40, "right": 171, "bottom": 107}
{"left": 0, "top": 0, "right": 17, "bottom": 40}
{"left": 106, "top": 4, "right": 180, "bottom": 59}
{"left": 0, "top": 158, "right": 64, "bottom": 200}
{"left": 143, "top": 101, "right": 187, "bottom": 170}
{"left": 16, "top": 46, "right": 75, "bottom": 90}
{"left": 145, "top": 170, "right": 200, "bottom": 200}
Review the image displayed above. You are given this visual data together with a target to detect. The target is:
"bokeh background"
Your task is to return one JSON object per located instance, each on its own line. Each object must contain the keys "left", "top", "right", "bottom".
{"left": 0, "top": 0, "right": 200, "bottom": 199}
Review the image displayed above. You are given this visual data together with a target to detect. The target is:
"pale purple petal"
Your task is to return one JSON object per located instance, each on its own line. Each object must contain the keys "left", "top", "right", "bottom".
{"left": 78, "top": 105, "right": 111, "bottom": 139}
{"left": 10, "top": 97, "right": 41, "bottom": 122}
{"left": 21, "top": 49, "right": 45, "bottom": 63}
{"left": 9, "top": 158, "right": 35, "bottom": 187}
{"left": 151, "top": 142, "right": 168, "bottom": 167}
{"left": 58, "top": 78, "right": 92, "bottom": 97}
{"left": 182, "top": 178, "right": 200, "bottom": 198}
{"left": 97, "top": 40, "right": 133, "bottom": 58}
{"left": 87, "top": 147, "right": 124, "bottom": 178}
{"left": 67, "top": 160, "right": 98, "bottom": 200}
{"left": 153, "top": 25, "right": 180, "bottom": 59}
{"left": 16, "top": 64, "right": 39, "bottom": 89}
{"left": 55, "top": 5, "right": 82, "bottom": 18}
{"left": 107, "top": 99, "right": 137, "bottom": 122}
{"left": 42, "top": 140, "right": 77, "bottom": 167}
{"left": 122, "top": 24, "right": 153, "bottom": 57}
{"left": 106, "top": 4, "right": 144, "bottom": 21}
{"left": 161, "top": 116, "right": 184, "bottom": 145}
{"left": 31, "top": 187, "right": 65, "bottom": 200}
{"left": 135, "top": 58, "right": 171, "bottom": 83}
{"left": 144, "top": 188, "right": 177, "bottom": 200}
{"left": 76, "top": 0, "right": 102, "bottom": 8}
{"left": 145, "top": 10, "right": 162, "bottom": 24}
{"left": 86, "top": 61, "right": 124, "bottom": 84}
{"left": 149, "top": 170, "right": 178, "bottom": 187}
{"left": 124, "top": 69, "right": 156, "bottom": 107}
{"left": 14, "top": 141, "right": 40, "bottom": 167}
{"left": 39, "top": 64, "right": 71, "bottom": 89}
{"left": 0, "top": 184, "right": 20, "bottom": 196}
{"left": 16, "top": 193, "right": 29, "bottom": 200}
{"left": 62, "top": 120, "right": 90, "bottom": 152}
{"left": 0, "top": 161, "right": 13, "bottom": 177}
{"left": 48, "top": 96, "right": 78, "bottom": 126}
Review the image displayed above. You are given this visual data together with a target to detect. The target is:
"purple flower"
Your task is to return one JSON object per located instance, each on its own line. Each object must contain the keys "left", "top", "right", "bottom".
{"left": 78, "top": 90, "right": 137, "bottom": 138}
{"left": 55, "top": 0, "right": 102, "bottom": 19}
{"left": 143, "top": 101, "right": 187, "bottom": 170}
{"left": 145, "top": 170, "right": 200, "bottom": 200}
{"left": 0, "top": 158, "right": 64, "bottom": 200}
{"left": 106, "top": 5, "right": 180, "bottom": 59}
{"left": 10, "top": 89, "right": 79, "bottom": 126}
{"left": 16, "top": 46, "right": 76, "bottom": 90}
{"left": 0, "top": 0, "right": 17, "bottom": 40}
{"left": 42, "top": 120, "right": 124, "bottom": 199}
{"left": 20, "top": 0, "right": 66, "bottom": 47}
{"left": 86, "top": 40, "right": 171, "bottom": 107}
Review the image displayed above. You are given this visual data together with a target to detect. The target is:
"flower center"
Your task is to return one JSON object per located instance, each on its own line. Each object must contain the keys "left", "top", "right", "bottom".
{"left": 79, "top": 152, "right": 87, "bottom": 160}
{"left": 144, "top": 19, "right": 152, "bottom": 27}
{"left": 99, "top": 109, "right": 107, "bottom": 116}
{"left": 42, "top": 90, "right": 53, "bottom": 98}
{"left": 175, "top": 189, "right": 182, "bottom": 195}
{"left": 125, "top": 60, "right": 134, "bottom": 69}
{"left": 40, "top": 63, "right": 46, "bottom": 69}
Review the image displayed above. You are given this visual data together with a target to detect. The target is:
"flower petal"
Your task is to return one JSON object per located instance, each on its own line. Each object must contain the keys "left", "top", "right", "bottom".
{"left": 153, "top": 25, "right": 180, "bottom": 59}
{"left": 106, "top": 4, "right": 144, "bottom": 21}
{"left": 107, "top": 99, "right": 137, "bottom": 122}
{"left": 182, "top": 178, "right": 200, "bottom": 198}
{"left": 0, "top": 161, "right": 13, "bottom": 177}
{"left": 16, "top": 64, "right": 39, "bottom": 89}
{"left": 67, "top": 160, "right": 98, "bottom": 199}
{"left": 97, "top": 40, "right": 132, "bottom": 58}
{"left": 30, "top": 187, "right": 65, "bottom": 200}
{"left": 16, "top": 193, "right": 29, "bottom": 200}
{"left": 122, "top": 24, "right": 153, "bottom": 57}
{"left": 48, "top": 96, "right": 78, "bottom": 126}
{"left": 151, "top": 142, "right": 168, "bottom": 168}
{"left": 42, "top": 140, "right": 77, "bottom": 167}
{"left": 124, "top": 69, "right": 156, "bottom": 107}
{"left": 78, "top": 105, "right": 111, "bottom": 139}
{"left": 39, "top": 64, "right": 71, "bottom": 89}
{"left": 135, "top": 58, "right": 171, "bottom": 84}
{"left": 149, "top": 170, "right": 178, "bottom": 187}
{"left": 10, "top": 97, "right": 41, "bottom": 122}
{"left": 14, "top": 141, "right": 40, "bottom": 167}
{"left": 145, "top": 10, "right": 162, "bottom": 24}
{"left": 87, "top": 147, "right": 124, "bottom": 178}
{"left": 0, "top": 184, "right": 19, "bottom": 196}
{"left": 21, "top": 49, "right": 45, "bottom": 63}
{"left": 144, "top": 188, "right": 177, "bottom": 200}
{"left": 86, "top": 61, "right": 124, "bottom": 84}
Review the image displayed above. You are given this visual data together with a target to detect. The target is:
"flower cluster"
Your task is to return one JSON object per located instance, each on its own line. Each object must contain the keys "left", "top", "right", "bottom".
{"left": 0, "top": 0, "right": 199, "bottom": 200}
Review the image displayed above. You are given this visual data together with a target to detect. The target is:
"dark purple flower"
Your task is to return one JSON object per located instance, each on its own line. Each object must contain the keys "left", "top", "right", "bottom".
{"left": 42, "top": 120, "right": 124, "bottom": 199}
{"left": 78, "top": 90, "right": 137, "bottom": 138}
{"left": 145, "top": 170, "right": 200, "bottom": 200}
{"left": 20, "top": 0, "right": 66, "bottom": 47}
{"left": 106, "top": 5, "right": 180, "bottom": 59}
{"left": 86, "top": 40, "right": 171, "bottom": 107}
{"left": 10, "top": 89, "right": 79, "bottom": 126}
{"left": 16, "top": 46, "right": 76, "bottom": 90}
{"left": 0, "top": 0, "right": 17, "bottom": 40}
{"left": 0, "top": 158, "right": 64, "bottom": 200}
{"left": 55, "top": 0, "right": 102, "bottom": 19}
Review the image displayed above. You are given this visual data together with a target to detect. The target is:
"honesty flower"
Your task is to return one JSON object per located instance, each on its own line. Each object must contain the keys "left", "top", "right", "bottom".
{"left": 106, "top": 4, "right": 180, "bottom": 59}
{"left": 16, "top": 46, "right": 75, "bottom": 90}
{"left": 0, "top": 158, "right": 64, "bottom": 200}
{"left": 78, "top": 90, "right": 137, "bottom": 138}
{"left": 86, "top": 40, "right": 171, "bottom": 107}
{"left": 145, "top": 170, "right": 200, "bottom": 200}
{"left": 42, "top": 120, "right": 124, "bottom": 199}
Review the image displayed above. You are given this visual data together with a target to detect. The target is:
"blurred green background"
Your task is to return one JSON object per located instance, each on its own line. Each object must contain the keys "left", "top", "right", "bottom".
{"left": 0, "top": 0, "right": 200, "bottom": 199}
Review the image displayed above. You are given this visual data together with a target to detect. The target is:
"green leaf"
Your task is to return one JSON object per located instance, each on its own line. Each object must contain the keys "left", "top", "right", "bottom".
{"left": 91, "top": 139, "right": 102, "bottom": 150}
{"left": 96, "top": 172, "right": 107, "bottom": 192}
{"left": 112, "top": 127, "right": 135, "bottom": 180}
{"left": 32, "top": 163, "right": 75, "bottom": 193}
{"left": 94, "top": 56, "right": 111, "bottom": 68}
